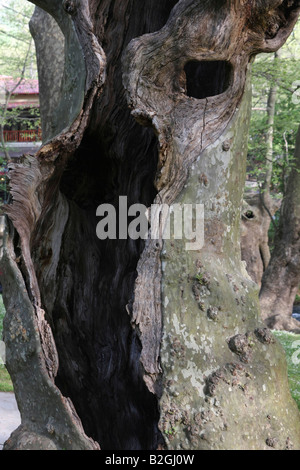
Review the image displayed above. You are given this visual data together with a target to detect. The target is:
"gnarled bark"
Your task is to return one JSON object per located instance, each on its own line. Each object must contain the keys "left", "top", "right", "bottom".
{"left": 1, "top": 0, "right": 300, "bottom": 450}
{"left": 259, "top": 124, "right": 300, "bottom": 332}
{"left": 241, "top": 192, "right": 280, "bottom": 286}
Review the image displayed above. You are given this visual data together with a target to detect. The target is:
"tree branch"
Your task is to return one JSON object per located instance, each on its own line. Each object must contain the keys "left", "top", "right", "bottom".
{"left": 2, "top": 5, "right": 32, "bottom": 20}
{"left": 0, "top": 29, "right": 31, "bottom": 44}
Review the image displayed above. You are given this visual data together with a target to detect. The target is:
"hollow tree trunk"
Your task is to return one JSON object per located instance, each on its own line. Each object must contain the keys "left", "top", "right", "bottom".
{"left": 1, "top": 0, "right": 300, "bottom": 451}
{"left": 260, "top": 124, "right": 300, "bottom": 332}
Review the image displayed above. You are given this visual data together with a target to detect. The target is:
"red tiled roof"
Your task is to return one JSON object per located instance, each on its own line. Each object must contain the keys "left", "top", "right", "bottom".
{"left": 8, "top": 101, "right": 39, "bottom": 108}
{"left": 0, "top": 75, "right": 39, "bottom": 95}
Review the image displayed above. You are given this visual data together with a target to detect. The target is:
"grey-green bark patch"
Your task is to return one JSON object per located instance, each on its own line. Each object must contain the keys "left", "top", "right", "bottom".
{"left": 159, "top": 78, "right": 300, "bottom": 450}
{"left": 0, "top": 366, "right": 13, "bottom": 392}
{"left": 273, "top": 330, "right": 300, "bottom": 411}
{"left": 30, "top": 0, "right": 86, "bottom": 141}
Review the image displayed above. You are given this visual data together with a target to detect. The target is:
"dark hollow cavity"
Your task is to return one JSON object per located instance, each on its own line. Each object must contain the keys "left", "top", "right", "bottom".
{"left": 244, "top": 210, "right": 255, "bottom": 220}
{"left": 32, "top": 0, "right": 182, "bottom": 451}
{"left": 48, "top": 122, "right": 161, "bottom": 451}
{"left": 184, "top": 60, "right": 232, "bottom": 99}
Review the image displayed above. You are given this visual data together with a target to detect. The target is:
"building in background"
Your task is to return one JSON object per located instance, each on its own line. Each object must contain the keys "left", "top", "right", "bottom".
{"left": 0, "top": 76, "right": 41, "bottom": 204}
{"left": 0, "top": 75, "right": 41, "bottom": 157}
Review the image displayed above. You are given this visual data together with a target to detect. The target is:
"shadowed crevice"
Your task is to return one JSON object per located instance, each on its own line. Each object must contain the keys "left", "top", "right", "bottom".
{"left": 184, "top": 60, "right": 233, "bottom": 99}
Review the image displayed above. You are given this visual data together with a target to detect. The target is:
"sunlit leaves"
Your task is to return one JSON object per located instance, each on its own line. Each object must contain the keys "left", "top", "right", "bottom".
{"left": 249, "top": 20, "right": 300, "bottom": 194}
{"left": 0, "top": 0, "right": 36, "bottom": 79}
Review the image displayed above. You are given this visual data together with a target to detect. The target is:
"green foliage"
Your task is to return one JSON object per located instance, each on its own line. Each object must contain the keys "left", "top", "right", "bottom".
{"left": 267, "top": 209, "right": 280, "bottom": 253}
{"left": 0, "top": 168, "right": 7, "bottom": 206}
{"left": 0, "top": 366, "right": 13, "bottom": 392}
{"left": 273, "top": 330, "right": 300, "bottom": 411}
{"left": 0, "top": 295, "right": 12, "bottom": 392}
{"left": 195, "top": 273, "right": 204, "bottom": 283}
{"left": 0, "top": 0, "right": 36, "bottom": 79}
{"left": 164, "top": 427, "right": 177, "bottom": 437}
{"left": 248, "top": 21, "right": 300, "bottom": 194}
{"left": 0, "top": 294, "right": 5, "bottom": 341}
{"left": 3, "top": 106, "right": 40, "bottom": 130}
{"left": 0, "top": 0, "right": 39, "bottom": 166}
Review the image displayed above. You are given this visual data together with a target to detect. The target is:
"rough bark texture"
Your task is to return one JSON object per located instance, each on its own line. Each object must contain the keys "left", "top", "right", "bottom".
{"left": 157, "top": 83, "right": 299, "bottom": 449}
{"left": 259, "top": 124, "right": 300, "bottom": 333}
{"left": 241, "top": 192, "right": 280, "bottom": 286}
{"left": 29, "top": 6, "right": 65, "bottom": 143}
{"left": 1, "top": 0, "right": 300, "bottom": 450}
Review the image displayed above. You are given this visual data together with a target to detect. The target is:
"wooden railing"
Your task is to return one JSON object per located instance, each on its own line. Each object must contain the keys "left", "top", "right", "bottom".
{"left": 3, "top": 129, "right": 42, "bottom": 143}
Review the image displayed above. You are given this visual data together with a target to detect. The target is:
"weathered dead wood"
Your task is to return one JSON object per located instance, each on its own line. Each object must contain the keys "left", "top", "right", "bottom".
{"left": 1, "top": 0, "right": 300, "bottom": 450}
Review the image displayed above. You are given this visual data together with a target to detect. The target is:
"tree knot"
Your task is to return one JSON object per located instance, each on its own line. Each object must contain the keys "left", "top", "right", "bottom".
{"left": 63, "top": 0, "right": 77, "bottom": 15}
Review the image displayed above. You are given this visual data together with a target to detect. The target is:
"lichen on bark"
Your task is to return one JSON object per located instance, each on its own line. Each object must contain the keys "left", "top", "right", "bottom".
{"left": 158, "top": 79, "right": 300, "bottom": 449}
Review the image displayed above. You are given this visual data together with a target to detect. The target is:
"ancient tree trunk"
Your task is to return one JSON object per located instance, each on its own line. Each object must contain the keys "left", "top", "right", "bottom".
{"left": 260, "top": 124, "right": 300, "bottom": 332}
{"left": 1, "top": 0, "right": 300, "bottom": 450}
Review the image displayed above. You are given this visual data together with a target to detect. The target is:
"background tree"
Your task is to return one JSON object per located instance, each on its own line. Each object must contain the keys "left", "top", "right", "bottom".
{"left": 240, "top": 192, "right": 280, "bottom": 286}
{"left": 248, "top": 22, "right": 300, "bottom": 193}
{"left": 0, "top": 0, "right": 38, "bottom": 162}
{"left": 0, "top": 0, "right": 36, "bottom": 78}
{"left": 241, "top": 50, "right": 283, "bottom": 287}
{"left": 241, "top": 23, "right": 300, "bottom": 327}
{"left": 259, "top": 124, "right": 300, "bottom": 331}
{"left": 1, "top": 0, "right": 300, "bottom": 451}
